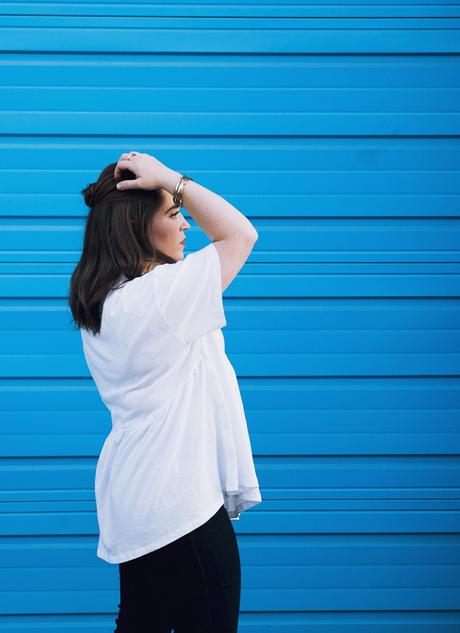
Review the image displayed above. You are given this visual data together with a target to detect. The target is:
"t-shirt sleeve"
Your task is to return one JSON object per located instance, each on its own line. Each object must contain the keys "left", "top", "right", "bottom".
{"left": 154, "top": 242, "right": 227, "bottom": 344}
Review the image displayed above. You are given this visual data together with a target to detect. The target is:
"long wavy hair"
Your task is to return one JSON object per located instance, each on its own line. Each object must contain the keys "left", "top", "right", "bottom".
{"left": 68, "top": 161, "right": 176, "bottom": 336}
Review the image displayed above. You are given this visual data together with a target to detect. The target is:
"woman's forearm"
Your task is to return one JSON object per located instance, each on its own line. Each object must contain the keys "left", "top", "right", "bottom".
{"left": 160, "top": 168, "right": 258, "bottom": 243}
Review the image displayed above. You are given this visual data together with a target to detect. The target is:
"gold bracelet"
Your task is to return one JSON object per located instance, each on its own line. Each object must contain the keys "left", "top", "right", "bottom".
{"left": 173, "top": 175, "right": 193, "bottom": 208}
{"left": 173, "top": 175, "right": 192, "bottom": 207}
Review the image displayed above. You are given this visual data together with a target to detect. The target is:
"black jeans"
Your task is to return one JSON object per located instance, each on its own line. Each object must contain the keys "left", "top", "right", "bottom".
{"left": 113, "top": 503, "right": 241, "bottom": 632}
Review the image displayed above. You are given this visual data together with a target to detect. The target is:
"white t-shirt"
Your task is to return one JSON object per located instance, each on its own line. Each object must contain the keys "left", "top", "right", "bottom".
{"left": 80, "top": 242, "right": 262, "bottom": 564}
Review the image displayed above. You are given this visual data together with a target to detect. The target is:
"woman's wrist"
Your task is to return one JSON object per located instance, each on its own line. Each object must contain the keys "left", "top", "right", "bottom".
{"left": 160, "top": 168, "right": 183, "bottom": 196}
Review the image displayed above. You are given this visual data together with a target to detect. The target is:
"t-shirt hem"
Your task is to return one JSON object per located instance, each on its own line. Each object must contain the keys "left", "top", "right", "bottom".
{"left": 224, "top": 486, "right": 263, "bottom": 520}
{"left": 97, "top": 492, "right": 225, "bottom": 565}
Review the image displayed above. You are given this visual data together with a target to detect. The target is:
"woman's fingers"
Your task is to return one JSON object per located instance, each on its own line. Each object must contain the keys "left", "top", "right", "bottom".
{"left": 113, "top": 151, "right": 163, "bottom": 190}
{"left": 114, "top": 156, "right": 137, "bottom": 180}
{"left": 115, "top": 155, "right": 144, "bottom": 190}
{"left": 116, "top": 177, "right": 141, "bottom": 191}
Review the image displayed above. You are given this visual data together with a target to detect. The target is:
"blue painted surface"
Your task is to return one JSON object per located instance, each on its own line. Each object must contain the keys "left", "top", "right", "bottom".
{"left": 0, "top": 2, "right": 459, "bottom": 631}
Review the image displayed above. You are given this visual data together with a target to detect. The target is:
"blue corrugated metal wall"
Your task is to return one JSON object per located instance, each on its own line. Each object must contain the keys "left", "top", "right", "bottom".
{"left": 1, "top": 1, "right": 460, "bottom": 631}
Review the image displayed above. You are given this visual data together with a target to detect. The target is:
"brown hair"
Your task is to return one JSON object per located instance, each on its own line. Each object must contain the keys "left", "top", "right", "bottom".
{"left": 67, "top": 161, "right": 175, "bottom": 335}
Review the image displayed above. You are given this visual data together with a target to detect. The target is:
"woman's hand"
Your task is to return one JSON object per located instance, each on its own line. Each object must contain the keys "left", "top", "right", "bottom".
{"left": 114, "top": 152, "right": 172, "bottom": 191}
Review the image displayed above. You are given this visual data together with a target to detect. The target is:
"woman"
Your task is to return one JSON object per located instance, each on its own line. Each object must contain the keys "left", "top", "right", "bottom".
{"left": 68, "top": 151, "right": 262, "bottom": 632}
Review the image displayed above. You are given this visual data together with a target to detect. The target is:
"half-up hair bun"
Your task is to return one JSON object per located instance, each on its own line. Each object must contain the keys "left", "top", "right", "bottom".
{"left": 81, "top": 182, "right": 101, "bottom": 208}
